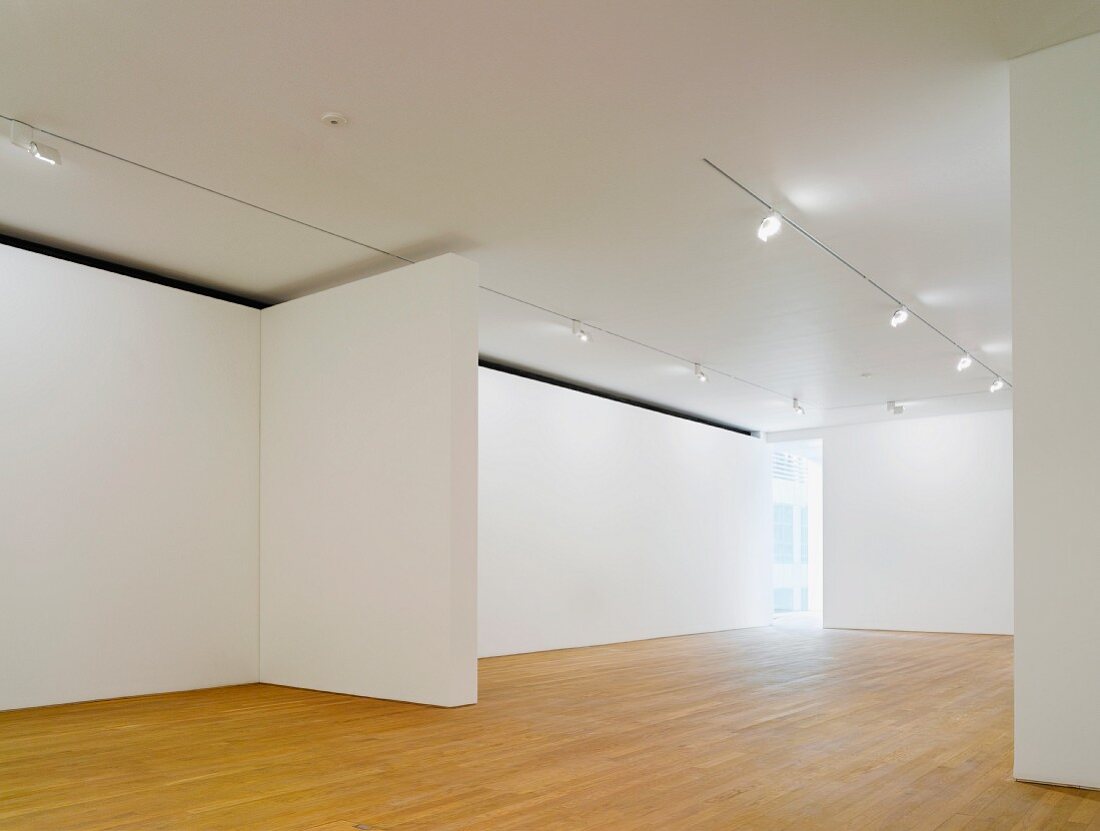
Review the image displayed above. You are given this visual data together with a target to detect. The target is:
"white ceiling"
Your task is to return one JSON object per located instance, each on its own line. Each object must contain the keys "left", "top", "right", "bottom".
{"left": 2, "top": 0, "right": 1098, "bottom": 432}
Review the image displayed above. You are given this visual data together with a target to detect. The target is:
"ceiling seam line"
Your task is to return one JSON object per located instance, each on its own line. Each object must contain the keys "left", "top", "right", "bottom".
{"left": 819, "top": 387, "right": 1004, "bottom": 412}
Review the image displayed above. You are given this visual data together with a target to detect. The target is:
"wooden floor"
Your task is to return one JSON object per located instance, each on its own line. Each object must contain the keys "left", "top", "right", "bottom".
{"left": 2, "top": 620, "right": 1097, "bottom": 830}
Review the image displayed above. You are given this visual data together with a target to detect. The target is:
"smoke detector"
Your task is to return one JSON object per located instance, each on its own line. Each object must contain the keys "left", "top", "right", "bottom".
{"left": 320, "top": 112, "right": 348, "bottom": 126}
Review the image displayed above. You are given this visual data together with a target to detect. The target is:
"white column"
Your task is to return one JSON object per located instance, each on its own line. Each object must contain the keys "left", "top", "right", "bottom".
{"left": 1012, "top": 32, "right": 1100, "bottom": 788}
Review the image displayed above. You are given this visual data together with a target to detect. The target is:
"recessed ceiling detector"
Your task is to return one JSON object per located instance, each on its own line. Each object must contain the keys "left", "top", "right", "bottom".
{"left": 320, "top": 112, "right": 348, "bottom": 126}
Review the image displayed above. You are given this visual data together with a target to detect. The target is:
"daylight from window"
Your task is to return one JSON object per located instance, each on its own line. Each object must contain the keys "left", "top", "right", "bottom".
{"left": 771, "top": 441, "right": 823, "bottom": 615}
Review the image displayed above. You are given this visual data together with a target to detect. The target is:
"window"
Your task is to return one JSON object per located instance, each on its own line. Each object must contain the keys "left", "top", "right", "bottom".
{"left": 771, "top": 442, "right": 822, "bottom": 617}
{"left": 774, "top": 504, "right": 794, "bottom": 564}
{"left": 798, "top": 505, "right": 809, "bottom": 564}
{"left": 774, "top": 587, "right": 794, "bottom": 612}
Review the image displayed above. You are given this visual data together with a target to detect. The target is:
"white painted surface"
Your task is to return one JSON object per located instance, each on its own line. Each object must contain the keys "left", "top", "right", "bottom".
{"left": 775, "top": 410, "right": 1013, "bottom": 635}
{"left": 1012, "top": 32, "right": 1100, "bottom": 790}
{"left": 259, "top": 255, "right": 478, "bottom": 706}
{"left": 478, "top": 368, "right": 772, "bottom": 658}
{"left": 5, "top": 2, "right": 1089, "bottom": 430}
{"left": 0, "top": 245, "right": 260, "bottom": 711}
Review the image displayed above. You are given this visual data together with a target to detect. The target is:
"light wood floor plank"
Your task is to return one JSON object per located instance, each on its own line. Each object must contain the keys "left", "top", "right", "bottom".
{"left": 2, "top": 621, "right": 1097, "bottom": 829}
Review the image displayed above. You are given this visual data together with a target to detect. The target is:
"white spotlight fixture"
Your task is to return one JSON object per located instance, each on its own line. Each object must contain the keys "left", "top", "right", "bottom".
{"left": 990, "top": 377, "right": 1005, "bottom": 393}
{"left": 956, "top": 354, "right": 973, "bottom": 372}
{"left": 571, "top": 319, "right": 588, "bottom": 342}
{"left": 10, "top": 120, "right": 60, "bottom": 166}
{"left": 756, "top": 211, "right": 782, "bottom": 242}
{"left": 694, "top": 363, "right": 708, "bottom": 383}
{"left": 28, "top": 141, "right": 60, "bottom": 166}
{"left": 890, "top": 307, "right": 909, "bottom": 328}
{"left": 793, "top": 398, "right": 805, "bottom": 415}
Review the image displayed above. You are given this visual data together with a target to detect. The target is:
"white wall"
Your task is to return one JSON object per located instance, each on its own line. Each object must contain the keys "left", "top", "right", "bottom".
{"left": 478, "top": 368, "right": 772, "bottom": 657}
{"left": 776, "top": 409, "right": 1013, "bottom": 635}
{"left": 1012, "top": 32, "right": 1100, "bottom": 790}
{"left": 0, "top": 245, "right": 260, "bottom": 711}
{"left": 260, "top": 254, "right": 478, "bottom": 707}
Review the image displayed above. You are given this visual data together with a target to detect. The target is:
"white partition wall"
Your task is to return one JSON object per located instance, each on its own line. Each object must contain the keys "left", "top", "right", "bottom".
{"left": 478, "top": 367, "right": 772, "bottom": 657}
{"left": 1012, "top": 32, "right": 1100, "bottom": 790}
{"left": 0, "top": 246, "right": 260, "bottom": 711}
{"left": 812, "top": 411, "right": 1014, "bottom": 636}
{"left": 259, "top": 255, "right": 479, "bottom": 707}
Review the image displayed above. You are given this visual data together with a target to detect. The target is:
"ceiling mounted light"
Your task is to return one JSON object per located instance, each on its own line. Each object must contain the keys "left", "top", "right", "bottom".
{"left": 793, "top": 398, "right": 805, "bottom": 415}
{"left": 704, "top": 160, "right": 1005, "bottom": 397}
{"left": 694, "top": 363, "right": 708, "bottom": 383}
{"left": 756, "top": 212, "right": 782, "bottom": 242}
{"left": 28, "top": 141, "right": 60, "bottom": 166}
{"left": 572, "top": 319, "right": 588, "bottom": 342}
{"left": 9, "top": 119, "right": 60, "bottom": 166}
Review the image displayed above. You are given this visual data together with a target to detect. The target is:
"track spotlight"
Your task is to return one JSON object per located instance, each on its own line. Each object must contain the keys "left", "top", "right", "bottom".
{"left": 28, "top": 141, "right": 60, "bottom": 166}
{"left": 571, "top": 320, "right": 588, "bottom": 342}
{"left": 10, "top": 121, "right": 60, "bottom": 165}
{"left": 756, "top": 212, "right": 782, "bottom": 242}
{"left": 793, "top": 398, "right": 805, "bottom": 415}
{"left": 705, "top": 161, "right": 1002, "bottom": 395}
{"left": 694, "top": 363, "right": 708, "bottom": 383}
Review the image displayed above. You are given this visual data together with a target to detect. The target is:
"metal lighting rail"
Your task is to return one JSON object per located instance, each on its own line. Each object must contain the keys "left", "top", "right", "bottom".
{"left": 479, "top": 285, "right": 795, "bottom": 403}
{"left": 1, "top": 114, "right": 413, "bottom": 265}
{"left": 0, "top": 114, "right": 805, "bottom": 410}
{"left": 702, "top": 157, "right": 1011, "bottom": 389}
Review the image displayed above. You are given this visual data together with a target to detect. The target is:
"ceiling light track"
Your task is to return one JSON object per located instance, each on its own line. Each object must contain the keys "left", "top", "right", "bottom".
{"left": 819, "top": 386, "right": 1001, "bottom": 413}
{"left": 0, "top": 114, "right": 413, "bottom": 265}
{"left": 702, "top": 157, "right": 1012, "bottom": 390}
{"left": 480, "top": 285, "right": 808, "bottom": 408}
{"left": 0, "top": 116, "right": 812, "bottom": 414}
